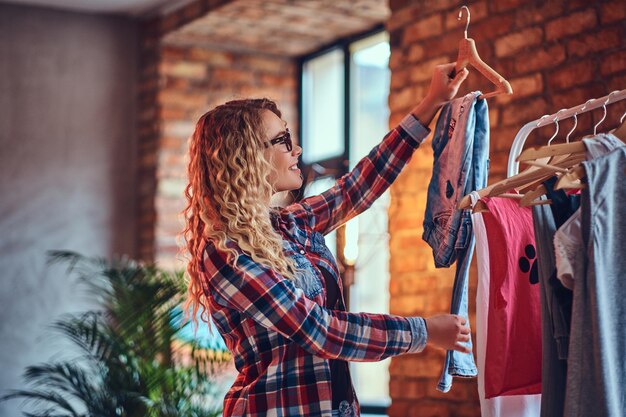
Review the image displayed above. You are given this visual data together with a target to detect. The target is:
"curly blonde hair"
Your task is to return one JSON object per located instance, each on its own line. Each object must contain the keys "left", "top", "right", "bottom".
{"left": 181, "top": 98, "right": 299, "bottom": 326}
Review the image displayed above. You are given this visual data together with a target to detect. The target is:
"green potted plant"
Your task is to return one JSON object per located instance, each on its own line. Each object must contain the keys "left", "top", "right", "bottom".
{"left": 1, "top": 250, "right": 229, "bottom": 417}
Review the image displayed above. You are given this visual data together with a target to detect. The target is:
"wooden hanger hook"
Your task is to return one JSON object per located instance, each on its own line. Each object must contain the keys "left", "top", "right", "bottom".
{"left": 457, "top": 6, "right": 470, "bottom": 39}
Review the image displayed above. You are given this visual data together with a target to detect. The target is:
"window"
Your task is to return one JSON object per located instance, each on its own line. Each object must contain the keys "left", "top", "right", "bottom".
{"left": 300, "top": 29, "right": 391, "bottom": 414}
{"left": 301, "top": 48, "right": 345, "bottom": 165}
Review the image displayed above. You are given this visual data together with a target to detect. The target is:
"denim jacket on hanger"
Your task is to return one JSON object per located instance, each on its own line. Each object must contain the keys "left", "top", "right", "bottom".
{"left": 423, "top": 91, "right": 490, "bottom": 392}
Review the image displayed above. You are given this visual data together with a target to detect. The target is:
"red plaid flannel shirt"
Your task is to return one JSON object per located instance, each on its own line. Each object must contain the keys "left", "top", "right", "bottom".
{"left": 200, "top": 114, "right": 430, "bottom": 416}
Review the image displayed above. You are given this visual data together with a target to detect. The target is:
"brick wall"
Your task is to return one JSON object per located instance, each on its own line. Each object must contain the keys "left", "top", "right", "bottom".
{"left": 138, "top": 0, "right": 300, "bottom": 265}
{"left": 154, "top": 44, "right": 298, "bottom": 269}
{"left": 137, "top": 0, "right": 233, "bottom": 263}
{"left": 386, "top": 1, "right": 625, "bottom": 416}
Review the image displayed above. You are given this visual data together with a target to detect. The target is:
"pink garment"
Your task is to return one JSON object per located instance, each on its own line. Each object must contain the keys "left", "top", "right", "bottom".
{"left": 481, "top": 196, "right": 542, "bottom": 398}
{"left": 470, "top": 192, "right": 541, "bottom": 417}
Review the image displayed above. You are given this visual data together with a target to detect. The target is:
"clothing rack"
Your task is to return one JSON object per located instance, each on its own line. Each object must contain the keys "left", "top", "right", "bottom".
{"left": 507, "top": 88, "right": 626, "bottom": 177}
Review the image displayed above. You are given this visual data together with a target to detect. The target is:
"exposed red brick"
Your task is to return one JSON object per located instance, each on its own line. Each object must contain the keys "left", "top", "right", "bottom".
{"left": 421, "top": 31, "right": 462, "bottom": 60}
{"left": 606, "top": 100, "right": 626, "bottom": 131}
{"left": 161, "top": 46, "right": 186, "bottom": 60}
{"left": 408, "top": 400, "right": 452, "bottom": 417}
{"left": 496, "top": 72, "right": 544, "bottom": 105}
{"left": 492, "top": 58, "right": 516, "bottom": 83}
{"left": 551, "top": 83, "right": 605, "bottom": 115}
{"left": 388, "top": 0, "right": 410, "bottom": 11}
{"left": 501, "top": 97, "right": 549, "bottom": 126}
{"left": 389, "top": 50, "right": 406, "bottom": 69}
{"left": 239, "top": 56, "right": 291, "bottom": 74}
{"left": 161, "top": 61, "right": 207, "bottom": 79}
{"left": 515, "top": 43, "right": 566, "bottom": 74}
{"left": 495, "top": 28, "right": 543, "bottom": 58}
{"left": 187, "top": 48, "right": 233, "bottom": 66}
{"left": 162, "top": 77, "right": 190, "bottom": 90}
{"left": 566, "top": 0, "right": 594, "bottom": 12}
{"left": 403, "top": 14, "right": 443, "bottom": 44}
{"left": 391, "top": 0, "right": 458, "bottom": 15}
{"left": 386, "top": 3, "right": 421, "bottom": 32}
{"left": 548, "top": 60, "right": 595, "bottom": 91}
{"left": 409, "top": 56, "right": 450, "bottom": 83}
{"left": 491, "top": 0, "right": 527, "bottom": 13}
{"left": 567, "top": 28, "right": 622, "bottom": 58}
{"left": 515, "top": 2, "right": 564, "bottom": 27}
{"left": 607, "top": 72, "right": 626, "bottom": 94}
{"left": 407, "top": 44, "right": 425, "bottom": 63}
{"left": 389, "top": 85, "right": 418, "bottom": 114}
{"left": 601, "top": 50, "right": 626, "bottom": 76}
{"left": 391, "top": 378, "right": 428, "bottom": 400}
{"left": 489, "top": 107, "right": 500, "bottom": 128}
{"left": 159, "top": 90, "right": 208, "bottom": 109}
{"left": 471, "top": 13, "right": 514, "bottom": 41}
{"left": 546, "top": 9, "right": 597, "bottom": 41}
{"left": 387, "top": 400, "right": 410, "bottom": 417}
{"left": 601, "top": 1, "right": 626, "bottom": 24}
{"left": 160, "top": 107, "right": 186, "bottom": 121}
{"left": 211, "top": 67, "right": 254, "bottom": 84}
{"left": 260, "top": 74, "right": 296, "bottom": 88}
{"left": 390, "top": 68, "right": 410, "bottom": 90}
{"left": 489, "top": 126, "right": 520, "bottom": 152}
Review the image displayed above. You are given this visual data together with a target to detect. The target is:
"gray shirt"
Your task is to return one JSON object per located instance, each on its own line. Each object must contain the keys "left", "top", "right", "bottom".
{"left": 564, "top": 146, "right": 626, "bottom": 417}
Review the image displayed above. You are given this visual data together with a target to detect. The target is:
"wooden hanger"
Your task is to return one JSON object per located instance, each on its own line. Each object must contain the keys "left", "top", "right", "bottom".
{"left": 517, "top": 141, "right": 586, "bottom": 162}
{"left": 457, "top": 152, "right": 584, "bottom": 210}
{"left": 525, "top": 100, "right": 626, "bottom": 196}
{"left": 554, "top": 165, "right": 586, "bottom": 190}
{"left": 457, "top": 160, "right": 548, "bottom": 209}
{"left": 518, "top": 161, "right": 568, "bottom": 206}
{"left": 453, "top": 6, "right": 513, "bottom": 100}
{"left": 553, "top": 118, "right": 625, "bottom": 191}
{"left": 519, "top": 186, "right": 551, "bottom": 206}
{"left": 612, "top": 113, "right": 626, "bottom": 141}
{"left": 460, "top": 90, "right": 626, "bottom": 210}
{"left": 513, "top": 114, "right": 584, "bottom": 205}
{"left": 490, "top": 154, "right": 584, "bottom": 194}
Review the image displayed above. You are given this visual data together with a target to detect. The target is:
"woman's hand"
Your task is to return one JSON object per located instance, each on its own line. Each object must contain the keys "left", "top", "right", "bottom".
{"left": 411, "top": 62, "right": 469, "bottom": 127}
{"left": 424, "top": 314, "right": 472, "bottom": 353}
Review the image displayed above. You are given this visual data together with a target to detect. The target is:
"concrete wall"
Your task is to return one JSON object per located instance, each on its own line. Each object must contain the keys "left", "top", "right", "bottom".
{"left": 0, "top": 4, "right": 138, "bottom": 415}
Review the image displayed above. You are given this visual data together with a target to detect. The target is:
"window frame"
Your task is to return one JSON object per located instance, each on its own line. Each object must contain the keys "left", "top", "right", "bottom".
{"left": 295, "top": 24, "right": 385, "bottom": 201}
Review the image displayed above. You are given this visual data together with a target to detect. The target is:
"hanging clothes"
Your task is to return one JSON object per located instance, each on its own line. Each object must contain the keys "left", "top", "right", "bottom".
{"left": 531, "top": 182, "right": 576, "bottom": 417}
{"left": 532, "top": 133, "right": 624, "bottom": 417}
{"left": 478, "top": 196, "right": 542, "bottom": 398}
{"left": 422, "top": 91, "right": 489, "bottom": 392}
{"left": 564, "top": 143, "right": 626, "bottom": 417}
{"left": 552, "top": 209, "right": 581, "bottom": 291}
{"left": 552, "top": 132, "right": 625, "bottom": 291}
{"left": 533, "top": 176, "right": 577, "bottom": 359}
{"left": 470, "top": 192, "right": 541, "bottom": 417}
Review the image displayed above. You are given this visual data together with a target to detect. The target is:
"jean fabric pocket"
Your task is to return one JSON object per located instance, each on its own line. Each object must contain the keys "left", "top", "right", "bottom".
{"left": 291, "top": 253, "right": 323, "bottom": 299}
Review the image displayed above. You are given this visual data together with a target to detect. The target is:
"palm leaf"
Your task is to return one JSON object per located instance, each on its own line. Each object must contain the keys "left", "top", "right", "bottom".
{"left": 3, "top": 251, "right": 225, "bottom": 417}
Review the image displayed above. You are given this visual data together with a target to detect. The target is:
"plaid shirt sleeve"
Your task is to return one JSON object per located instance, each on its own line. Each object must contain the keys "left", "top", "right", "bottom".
{"left": 204, "top": 245, "right": 428, "bottom": 359}
{"left": 292, "top": 114, "right": 430, "bottom": 235}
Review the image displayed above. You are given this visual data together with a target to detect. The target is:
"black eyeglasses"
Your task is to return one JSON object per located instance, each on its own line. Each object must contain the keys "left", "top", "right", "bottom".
{"left": 264, "top": 128, "right": 292, "bottom": 152}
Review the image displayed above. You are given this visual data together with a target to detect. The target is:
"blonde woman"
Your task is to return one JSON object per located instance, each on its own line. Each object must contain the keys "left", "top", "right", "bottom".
{"left": 182, "top": 62, "right": 470, "bottom": 417}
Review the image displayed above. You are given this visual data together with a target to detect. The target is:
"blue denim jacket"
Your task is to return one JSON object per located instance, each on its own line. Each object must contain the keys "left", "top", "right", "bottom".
{"left": 422, "top": 91, "right": 490, "bottom": 392}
